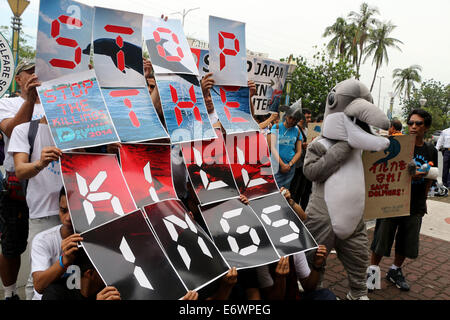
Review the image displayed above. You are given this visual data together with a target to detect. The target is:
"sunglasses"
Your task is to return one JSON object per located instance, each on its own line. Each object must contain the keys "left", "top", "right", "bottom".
{"left": 407, "top": 120, "right": 424, "bottom": 126}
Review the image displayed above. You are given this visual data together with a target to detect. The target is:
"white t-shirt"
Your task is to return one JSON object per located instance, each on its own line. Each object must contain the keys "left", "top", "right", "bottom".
{"left": 0, "top": 96, "right": 44, "bottom": 172}
{"left": 256, "top": 252, "right": 311, "bottom": 288}
{"left": 30, "top": 224, "right": 63, "bottom": 300}
{"left": 293, "top": 251, "right": 311, "bottom": 279}
{"left": 208, "top": 110, "right": 219, "bottom": 126}
{"left": 8, "top": 123, "right": 61, "bottom": 219}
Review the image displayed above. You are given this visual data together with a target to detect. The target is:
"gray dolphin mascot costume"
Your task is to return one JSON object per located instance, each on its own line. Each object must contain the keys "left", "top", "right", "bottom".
{"left": 303, "top": 79, "right": 390, "bottom": 300}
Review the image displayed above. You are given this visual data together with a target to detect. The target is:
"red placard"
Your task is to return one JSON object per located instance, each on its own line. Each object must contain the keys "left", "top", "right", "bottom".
{"left": 120, "top": 144, "right": 177, "bottom": 207}
{"left": 60, "top": 153, "right": 137, "bottom": 233}
{"left": 225, "top": 131, "right": 279, "bottom": 200}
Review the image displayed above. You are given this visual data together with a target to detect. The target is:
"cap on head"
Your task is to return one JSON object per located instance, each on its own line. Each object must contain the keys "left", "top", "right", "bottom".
{"left": 285, "top": 98, "right": 303, "bottom": 121}
{"left": 15, "top": 58, "right": 35, "bottom": 77}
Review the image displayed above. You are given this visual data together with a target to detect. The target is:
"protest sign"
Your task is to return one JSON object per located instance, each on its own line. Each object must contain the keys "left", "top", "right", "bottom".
{"left": 249, "top": 57, "right": 289, "bottom": 115}
{"left": 199, "top": 198, "right": 280, "bottom": 269}
{"left": 36, "top": 0, "right": 93, "bottom": 82}
{"left": 155, "top": 74, "right": 216, "bottom": 143}
{"left": 0, "top": 33, "right": 14, "bottom": 98}
{"left": 92, "top": 7, "right": 168, "bottom": 143}
{"left": 38, "top": 69, "right": 120, "bottom": 150}
{"left": 209, "top": 16, "right": 247, "bottom": 86}
{"left": 190, "top": 47, "right": 255, "bottom": 79}
{"left": 143, "top": 16, "right": 198, "bottom": 76}
{"left": 120, "top": 143, "right": 177, "bottom": 207}
{"left": 93, "top": 6, "right": 144, "bottom": 87}
{"left": 307, "top": 122, "right": 322, "bottom": 143}
{"left": 190, "top": 47, "right": 210, "bottom": 78}
{"left": 181, "top": 128, "right": 240, "bottom": 205}
{"left": 210, "top": 85, "right": 260, "bottom": 134}
{"left": 363, "top": 135, "right": 414, "bottom": 220}
{"left": 81, "top": 209, "right": 188, "bottom": 300}
{"left": 225, "top": 131, "right": 279, "bottom": 200}
{"left": 144, "top": 199, "right": 230, "bottom": 291}
{"left": 60, "top": 152, "right": 137, "bottom": 233}
{"left": 249, "top": 193, "right": 317, "bottom": 257}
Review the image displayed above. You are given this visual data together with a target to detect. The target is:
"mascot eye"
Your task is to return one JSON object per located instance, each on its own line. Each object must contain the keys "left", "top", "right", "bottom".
{"left": 327, "top": 90, "right": 337, "bottom": 109}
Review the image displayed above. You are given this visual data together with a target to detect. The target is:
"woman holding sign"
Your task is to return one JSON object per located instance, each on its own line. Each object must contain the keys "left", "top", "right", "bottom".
{"left": 267, "top": 100, "right": 303, "bottom": 189}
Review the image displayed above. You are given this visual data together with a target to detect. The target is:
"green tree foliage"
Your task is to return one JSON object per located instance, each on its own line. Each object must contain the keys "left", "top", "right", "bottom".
{"left": 393, "top": 64, "right": 422, "bottom": 100}
{"left": 0, "top": 25, "right": 36, "bottom": 60}
{"left": 364, "top": 21, "right": 402, "bottom": 92}
{"left": 401, "top": 79, "right": 450, "bottom": 137}
{"left": 284, "top": 49, "right": 356, "bottom": 116}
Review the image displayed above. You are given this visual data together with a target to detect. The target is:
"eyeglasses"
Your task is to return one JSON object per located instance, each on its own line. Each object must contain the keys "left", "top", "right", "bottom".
{"left": 407, "top": 120, "right": 424, "bottom": 126}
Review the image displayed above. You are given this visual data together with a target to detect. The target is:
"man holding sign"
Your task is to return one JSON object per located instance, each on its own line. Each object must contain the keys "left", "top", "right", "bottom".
{"left": 369, "top": 109, "right": 438, "bottom": 292}
{"left": 0, "top": 59, "right": 44, "bottom": 300}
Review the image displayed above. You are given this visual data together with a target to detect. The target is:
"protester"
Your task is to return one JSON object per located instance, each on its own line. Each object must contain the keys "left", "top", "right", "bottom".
{"left": 267, "top": 100, "right": 303, "bottom": 189}
{"left": 41, "top": 248, "right": 120, "bottom": 300}
{"left": 292, "top": 245, "right": 336, "bottom": 300}
{"left": 368, "top": 109, "right": 438, "bottom": 292}
{"left": 289, "top": 108, "right": 313, "bottom": 208}
{"left": 435, "top": 126, "right": 450, "bottom": 188}
{"left": 30, "top": 187, "right": 82, "bottom": 299}
{"left": 254, "top": 113, "right": 279, "bottom": 137}
{"left": 388, "top": 118, "right": 403, "bottom": 136}
{"left": 0, "top": 59, "right": 44, "bottom": 300}
{"left": 9, "top": 114, "right": 63, "bottom": 299}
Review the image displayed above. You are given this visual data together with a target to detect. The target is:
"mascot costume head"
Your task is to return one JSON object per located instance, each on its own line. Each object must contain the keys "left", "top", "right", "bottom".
{"left": 321, "top": 79, "right": 390, "bottom": 239}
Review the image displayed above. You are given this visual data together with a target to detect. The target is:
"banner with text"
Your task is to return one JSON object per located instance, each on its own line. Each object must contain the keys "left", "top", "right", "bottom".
{"left": 155, "top": 74, "right": 217, "bottom": 143}
{"left": 38, "top": 69, "right": 120, "bottom": 150}
{"left": 81, "top": 210, "right": 188, "bottom": 299}
{"left": 181, "top": 128, "right": 240, "bottom": 205}
{"left": 120, "top": 143, "right": 177, "bottom": 207}
{"left": 209, "top": 16, "right": 247, "bottom": 86}
{"left": 144, "top": 199, "right": 230, "bottom": 291}
{"left": 93, "top": 7, "right": 168, "bottom": 142}
{"left": 249, "top": 57, "right": 289, "bottom": 115}
{"left": 210, "top": 85, "right": 260, "bottom": 134}
{"left": 363, "top": 135, "right": 414, "bottom": 220}
{"left": 143, "top": 16, "right": 199, "bottom": 76}
{"left": 199, "top": 198, "right": 280, "bottom": 269}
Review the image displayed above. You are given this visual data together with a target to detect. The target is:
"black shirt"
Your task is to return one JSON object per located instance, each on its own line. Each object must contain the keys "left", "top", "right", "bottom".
{"left": 410, "top": 142, "right": 438, "bottom": 215}
{"left": 42, "top": 281, "right": 96, "bottom": 300}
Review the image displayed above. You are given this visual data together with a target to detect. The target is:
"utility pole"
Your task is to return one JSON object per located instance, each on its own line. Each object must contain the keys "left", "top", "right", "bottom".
{"left": 171, "top": 7, "right": 200, "bottom": 27}
{"left": 377, "top": 75, "right": 384, "bottom": 109}
{"left": 7, "top": 0, "right": 29, "bottom": 94}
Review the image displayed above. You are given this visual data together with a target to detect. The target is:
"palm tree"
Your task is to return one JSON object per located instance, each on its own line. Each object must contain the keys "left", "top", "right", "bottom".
{"left": 392, "top": 65, "right": 423, "bottom": 99}
{"left": 348, "top": 2, "right": 380, "bottom": 79}
{"left": 344, "top": 22, "right": 359, "bottom": 67}
{"left": 323, "top": 17, "right": 349, "bottom": 59}
{"left": 364, "top": 21, "right": 403, "bottom": 91}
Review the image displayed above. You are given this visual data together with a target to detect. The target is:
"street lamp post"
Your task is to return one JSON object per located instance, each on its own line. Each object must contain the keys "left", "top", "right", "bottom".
{"left": 388, "top": 91, "right": 395, "bottom": 120}
{"left": 7, "top": 0, "right": 30, "bottom": 94}
{"left": 377, "top": 75, "right": 384, "bottom": 109}
{"left": 171, "top": 7, "right": 200, "bottom": 27}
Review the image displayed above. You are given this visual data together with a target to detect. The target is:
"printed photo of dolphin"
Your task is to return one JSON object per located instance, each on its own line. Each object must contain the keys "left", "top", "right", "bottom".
{"left": 145, "top": 38, "right": 195, "bottom": 75}
{"left": 83, "top": 39, "right": 143, "bottom": 75}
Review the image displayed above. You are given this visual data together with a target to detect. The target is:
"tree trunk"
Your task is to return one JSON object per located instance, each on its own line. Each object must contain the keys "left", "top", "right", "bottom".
{"left": 370, "top": 62, "right": 379, "bottom": 92}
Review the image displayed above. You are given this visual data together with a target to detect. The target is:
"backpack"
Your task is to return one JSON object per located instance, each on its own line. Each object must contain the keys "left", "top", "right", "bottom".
{"left": 19, "top": 119, "right": 40, "bottom": 197}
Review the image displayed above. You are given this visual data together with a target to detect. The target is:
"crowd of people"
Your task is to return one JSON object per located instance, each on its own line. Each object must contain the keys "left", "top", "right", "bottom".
{"left": 0, "top": 56, "right": 441, "bottom": 301}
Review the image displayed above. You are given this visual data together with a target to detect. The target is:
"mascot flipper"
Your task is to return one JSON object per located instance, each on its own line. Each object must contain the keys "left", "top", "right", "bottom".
{"left": 303, "top": 79, "right": 390, "bottom": 300}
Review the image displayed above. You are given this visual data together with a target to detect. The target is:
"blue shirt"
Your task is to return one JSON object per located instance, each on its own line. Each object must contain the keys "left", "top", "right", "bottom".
{"left": 270, "top": 122, "right": 302, "bottom": 164}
